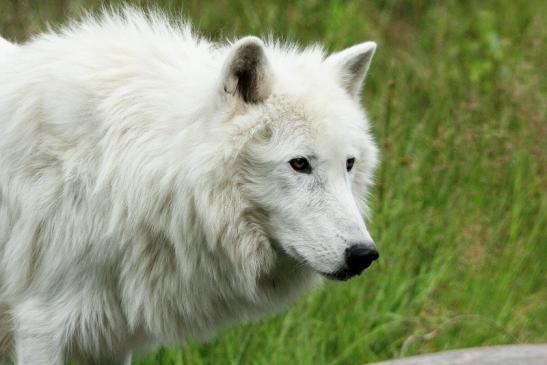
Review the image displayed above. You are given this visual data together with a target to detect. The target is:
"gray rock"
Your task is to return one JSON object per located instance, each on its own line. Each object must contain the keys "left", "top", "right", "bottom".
{"left": 369, "top": 344, "right": 547, "bottom": 365}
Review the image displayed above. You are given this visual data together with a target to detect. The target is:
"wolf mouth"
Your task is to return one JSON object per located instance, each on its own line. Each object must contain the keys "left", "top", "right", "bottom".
{"left": 320, "top": 269, "right": 360, "bottom": 281}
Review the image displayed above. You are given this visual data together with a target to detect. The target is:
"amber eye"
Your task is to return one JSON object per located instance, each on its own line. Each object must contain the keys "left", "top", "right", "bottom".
{"left": 289, "top": 158, "right": 312, "bottom": 174}
{"left": 346, "top": 158, "right": 355, "bottom": 172}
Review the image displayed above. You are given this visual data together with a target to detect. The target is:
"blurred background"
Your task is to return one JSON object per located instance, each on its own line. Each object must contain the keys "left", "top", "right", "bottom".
{"left": 1, "top": 0, "right": 545, "bottom": 364}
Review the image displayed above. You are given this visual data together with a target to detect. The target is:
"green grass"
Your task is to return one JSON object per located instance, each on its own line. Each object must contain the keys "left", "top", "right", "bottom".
{"left": 2, "top": 1, "right": 546, "bottom": 364}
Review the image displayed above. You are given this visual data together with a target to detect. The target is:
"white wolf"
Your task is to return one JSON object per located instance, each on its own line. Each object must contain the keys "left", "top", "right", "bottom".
{"left": 0, "top": 9, "right": 379, "bottom": 365}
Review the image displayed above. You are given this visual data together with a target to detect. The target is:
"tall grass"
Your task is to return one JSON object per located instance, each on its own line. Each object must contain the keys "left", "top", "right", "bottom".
{"left": 1, "top": 1, "right": 545, "bottom": 364}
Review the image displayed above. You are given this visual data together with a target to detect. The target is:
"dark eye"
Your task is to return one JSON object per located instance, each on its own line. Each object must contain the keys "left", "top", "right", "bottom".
{"left": 346, "top": 158, "right": 355, "bottom": 172}
{"left": 289, "top": 158, "right": 312, "bottom": 174}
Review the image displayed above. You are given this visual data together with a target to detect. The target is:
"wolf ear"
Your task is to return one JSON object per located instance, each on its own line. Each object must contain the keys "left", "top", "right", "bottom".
{"left": 325, "top": 41, "right": 377, "bottom": 99}
{"left": 221, "top": 36, "right": 272, "bottom": 104}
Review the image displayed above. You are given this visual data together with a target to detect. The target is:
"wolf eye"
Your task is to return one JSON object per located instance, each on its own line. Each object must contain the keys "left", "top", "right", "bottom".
{"left": 346, "top": 158, "right": 355, "bottom": 172}
{"left": 289, "top": 158, "right": 311, "bottom": 174}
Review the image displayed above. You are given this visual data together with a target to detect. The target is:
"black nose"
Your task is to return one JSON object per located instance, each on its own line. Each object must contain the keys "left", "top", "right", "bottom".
{"left": 345, "top": 243, "right": 379, "bottom": 275}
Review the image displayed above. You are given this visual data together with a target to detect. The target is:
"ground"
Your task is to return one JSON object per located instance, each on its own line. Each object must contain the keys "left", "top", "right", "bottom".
{"left": 1, "top": 1, "right": 545, "bottom": 364}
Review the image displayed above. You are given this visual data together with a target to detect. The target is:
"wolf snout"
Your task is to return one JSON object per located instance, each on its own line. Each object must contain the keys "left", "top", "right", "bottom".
{"left": 345, "top": 243, "right": 379, "bottom": 275}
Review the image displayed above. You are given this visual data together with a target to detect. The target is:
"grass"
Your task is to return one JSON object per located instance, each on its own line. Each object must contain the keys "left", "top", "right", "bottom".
{"left": 2, "top": 1, "right": 546, "bottom": 364}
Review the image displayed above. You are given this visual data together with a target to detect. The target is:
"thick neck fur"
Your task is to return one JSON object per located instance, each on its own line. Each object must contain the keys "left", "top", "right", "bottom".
{"left": 119, "top": 153, "right": 320, "bottom": 344}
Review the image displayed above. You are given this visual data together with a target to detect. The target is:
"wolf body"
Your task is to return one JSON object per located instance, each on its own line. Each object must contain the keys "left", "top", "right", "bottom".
{"left": 0, "top": 9, "right": 378, "bottom": 364}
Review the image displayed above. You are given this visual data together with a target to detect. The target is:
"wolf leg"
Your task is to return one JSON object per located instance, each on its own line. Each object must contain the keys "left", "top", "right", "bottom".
{"left": 13, "top": 299, "right": 64, "bottom": 365}
{"left": 123, "top": 353, "right": 133, "bottom": 365}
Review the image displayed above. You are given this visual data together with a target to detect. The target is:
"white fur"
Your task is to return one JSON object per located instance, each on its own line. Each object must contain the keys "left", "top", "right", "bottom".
{"left": 0, "top": 9, "right": 378, "bottom": 364}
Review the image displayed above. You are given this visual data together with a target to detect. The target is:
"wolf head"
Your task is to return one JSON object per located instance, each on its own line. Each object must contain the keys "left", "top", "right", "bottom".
{"left": 217, "top": 37, "right": 379, "bottom": 281}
